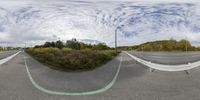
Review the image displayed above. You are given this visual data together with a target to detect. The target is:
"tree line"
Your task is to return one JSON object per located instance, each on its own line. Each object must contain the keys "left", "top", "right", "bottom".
{"left": 34, "top": 38, "right": 111, "bottom": 50}
{"left": 119, "top": 39, "right": 200, "bottom": 51}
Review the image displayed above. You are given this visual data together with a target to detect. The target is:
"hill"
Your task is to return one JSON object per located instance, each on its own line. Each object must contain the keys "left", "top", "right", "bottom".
{"left": 118, "top": 39, "right": 200, "bottom": 51}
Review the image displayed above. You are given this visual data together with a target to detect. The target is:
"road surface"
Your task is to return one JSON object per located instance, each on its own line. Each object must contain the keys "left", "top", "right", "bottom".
{"left": 0, "top": 50, "right": 19, "bottom": 60}
{"left": 128, "top": 51, "right": 200, "bottom": 65}
{"left": 0, "top": 51, "right": 200, "bottom": 100}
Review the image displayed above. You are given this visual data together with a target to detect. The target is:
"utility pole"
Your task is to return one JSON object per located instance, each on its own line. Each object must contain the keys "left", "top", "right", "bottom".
{"left": 159, "top": 45, "right": 162, "bottom": 51}
{"left": 185, "top": 39, "right": 188, "bottom": 52}
{"left": 186, "top": 42, "right": 187, "bottom": 52}
{"left": 142, "top": 45, "right": 143, "bottom": 52}
{"left": 115, "top": 25, "right": 124, "bottom": 53}
{"left": 115, "top": 28, "right": 118, "bottom": 53}
{"left": 25, "top": 42, "right": 27, "bottom": 48}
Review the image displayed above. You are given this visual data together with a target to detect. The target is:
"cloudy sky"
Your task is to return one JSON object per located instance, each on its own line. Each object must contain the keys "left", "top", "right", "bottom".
{"left": 0, "top": 0, "right": 200, "bottom": 47}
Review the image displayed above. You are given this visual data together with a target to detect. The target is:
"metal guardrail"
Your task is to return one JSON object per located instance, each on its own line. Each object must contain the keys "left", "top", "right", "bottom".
{"left": 0, "top": 51, "right": 21, "bottom": 65}
{"left": 124, "top": 51, "right": 200, "bottom": 71}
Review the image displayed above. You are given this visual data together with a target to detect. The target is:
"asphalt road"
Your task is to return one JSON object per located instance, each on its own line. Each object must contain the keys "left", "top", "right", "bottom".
{"left": 128, "top": 51, "right": 200, "bottom": 65}
{"left": 0, "top": 51, "right": 200, "bottom": 100}
{"left": 0, "top": 50, "right": 19, "bottom": 60}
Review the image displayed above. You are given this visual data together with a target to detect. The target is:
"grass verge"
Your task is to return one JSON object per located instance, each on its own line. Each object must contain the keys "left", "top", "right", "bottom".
{"left": 26, "top": 48, "right": 119, "bottom": 72}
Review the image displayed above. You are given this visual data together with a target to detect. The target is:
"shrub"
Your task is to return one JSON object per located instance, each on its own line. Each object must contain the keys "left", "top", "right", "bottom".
{"left": 26, "top": 48, "right": 118, "bottom": 71}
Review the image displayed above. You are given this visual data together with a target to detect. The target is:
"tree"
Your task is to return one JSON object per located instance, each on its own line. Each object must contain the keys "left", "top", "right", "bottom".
{"left": 33, "top": 38, "right": 112, "bottom": 50}
{"left": 66, "top": 38, "right": 80, "bottom": 50}
{"left": 143, "top": 44, "right": 153, "bottom": 51}
{"left": 92, "top": 43, "right": 109, "bottom": 50}
{"left": 55, "top": 40, "right": 65, "bottom": 49}
{"left": 80, "top": 42, "right": 90, "bottom": 49}
{"left": 34, "top": 45, "right": 42, "bottom": 48}
{"left": 41, "top": 41, "right": 65, "bottom": 49}
{"left": 122, "top": 38, "right": 197, "bottom": 51}
{"left": 178, "top": 39, "right": 192, "bottom": 51}
{"left": 43, "top": 42, "right": 53, "bottom": 47}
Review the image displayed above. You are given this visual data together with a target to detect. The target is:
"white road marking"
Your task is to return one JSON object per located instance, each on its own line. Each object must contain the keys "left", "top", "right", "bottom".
{"left": 23, "top": 54, "right": 123, "bottom": 96}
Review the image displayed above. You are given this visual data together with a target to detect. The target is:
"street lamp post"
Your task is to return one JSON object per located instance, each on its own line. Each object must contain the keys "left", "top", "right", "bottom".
{"left": 186, "top": 42, "right": 187, "bottom": 52}
{"left": 115, "top": 28, "right": 118, "bottom": 53}
{"left": 186, "top": 40, "right": 189, "bottom": 52}
{"left": 115, "top": 25, "right": 124, "bottom": 53}
{"left": 24, "top": 41, "right": 27, "bottom": 49}
{"left": 185, "top": 38, "right": 188, "bottom": 52}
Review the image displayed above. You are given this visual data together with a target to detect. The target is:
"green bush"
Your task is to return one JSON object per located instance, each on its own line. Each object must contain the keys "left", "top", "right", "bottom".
{"left": 26, "top": 48, "right": 118, "bottom": 71}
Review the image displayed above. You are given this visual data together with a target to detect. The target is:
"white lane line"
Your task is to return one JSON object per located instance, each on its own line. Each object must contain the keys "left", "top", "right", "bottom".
{"left": 0, "top": 51, "right": 21, "bottom": 66}
{"left": 23, "top": 54, "right": 123, "bottom": 96}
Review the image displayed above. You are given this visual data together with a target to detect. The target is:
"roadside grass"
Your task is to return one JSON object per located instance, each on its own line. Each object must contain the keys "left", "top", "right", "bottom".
{"left": 26, "top": 48, "right": 119, "bottom": 72}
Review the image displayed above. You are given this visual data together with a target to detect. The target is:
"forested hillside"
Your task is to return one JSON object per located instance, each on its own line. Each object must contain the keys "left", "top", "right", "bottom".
{"left": 119, "top": 39, "right": 200, "bottom": 51}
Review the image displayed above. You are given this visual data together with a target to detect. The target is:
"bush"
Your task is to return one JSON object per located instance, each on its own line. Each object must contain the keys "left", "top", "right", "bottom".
{"left": 26, "top": 48, "right": 118, "bottom": 71}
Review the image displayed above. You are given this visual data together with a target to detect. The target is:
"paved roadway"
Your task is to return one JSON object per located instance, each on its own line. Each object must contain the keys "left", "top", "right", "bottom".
{"left": 0, "top": 51, "right": 200, "bottom": 100}
{"left": 0, "top": 50, "right": 19, "bottom": 60}
{"left": 128, "top": 51, "right": 200, "bottom": 65}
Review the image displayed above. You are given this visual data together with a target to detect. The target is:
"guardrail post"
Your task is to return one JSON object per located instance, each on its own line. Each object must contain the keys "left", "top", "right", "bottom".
{"left": 149, "top": 68, "right": 155, "bottom": 72}
{"left": 184, "top": 70, "right": 190, "bottom": 75}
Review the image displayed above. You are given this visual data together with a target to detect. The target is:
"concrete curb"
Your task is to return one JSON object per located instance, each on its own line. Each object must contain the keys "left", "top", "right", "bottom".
{"left": 125, "top": 51, "right": 200, "bottom": 71}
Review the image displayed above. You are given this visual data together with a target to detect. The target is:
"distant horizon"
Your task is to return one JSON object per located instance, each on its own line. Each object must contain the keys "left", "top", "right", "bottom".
{"left": 1, "top": 38, "right": 200, "bottom": 48}
{"left": 1, "top": 1, "right": 200, "bottom": 47}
